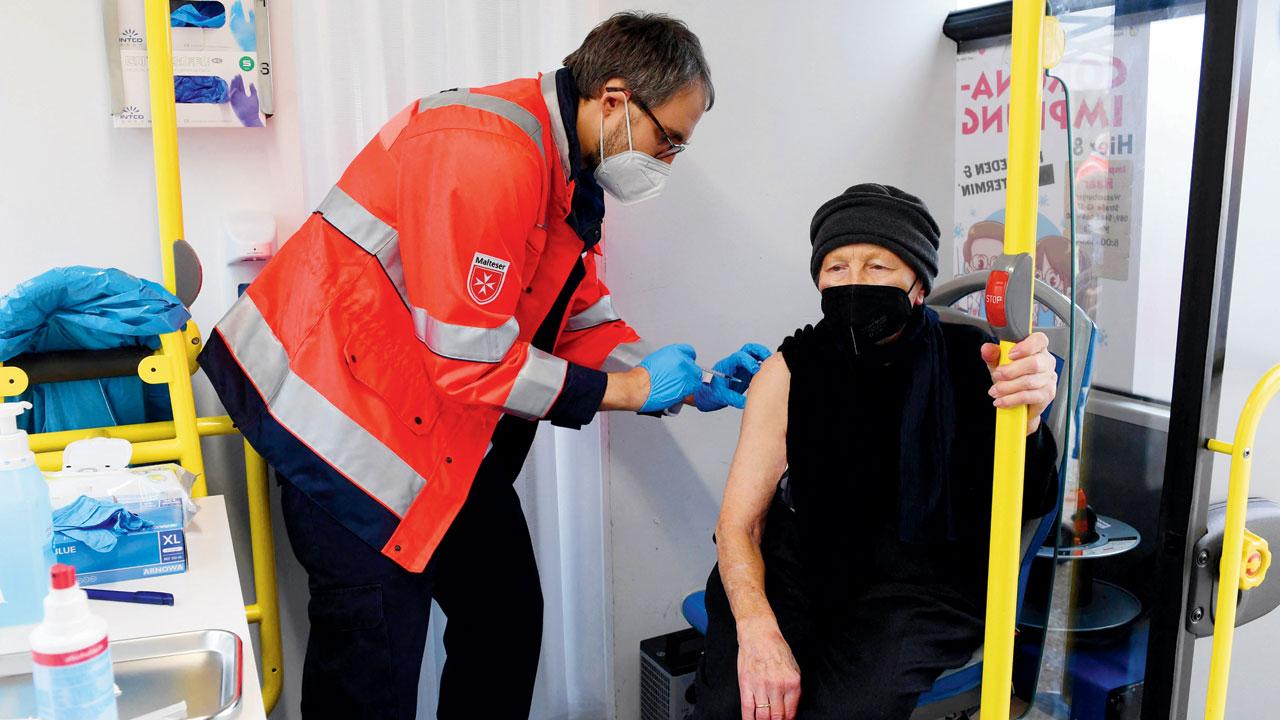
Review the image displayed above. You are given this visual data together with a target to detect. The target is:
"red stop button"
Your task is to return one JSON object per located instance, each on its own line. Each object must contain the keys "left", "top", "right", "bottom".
{"left": 986, "top": 270, "right": 1010, "bottom": 328}
{"left": 1247, "top": 551, "right": 1263, "bottom": 577}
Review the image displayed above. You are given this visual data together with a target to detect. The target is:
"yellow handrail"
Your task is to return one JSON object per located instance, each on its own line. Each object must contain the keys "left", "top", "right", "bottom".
{"left": 143, "top": 0, "right": 206, "bottom": 498}
{"left": 143, "top": 1, "right": 281, "bottom": 707}
{"left": 243, "top": 441, "right": 283, "bottom": 710}
{"left": 28, "top": 416, "right": 236, "bottom": 456}
{"left": 978, "top": 1, "right": 1046, "bottom": 717}
{"left": 1203, "top": 364, "right": 1280, "bottom": 720}
{"left": 143, "top": 0, "right": 184, "bottom": 296}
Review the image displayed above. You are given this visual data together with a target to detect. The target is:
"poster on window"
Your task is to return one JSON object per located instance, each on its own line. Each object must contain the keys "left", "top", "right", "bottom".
{"left": 953, "top": 46, "right": 1070, "bottom": 322}
{"left": 952, "top": 22, "right": 1150, "bottom": 326}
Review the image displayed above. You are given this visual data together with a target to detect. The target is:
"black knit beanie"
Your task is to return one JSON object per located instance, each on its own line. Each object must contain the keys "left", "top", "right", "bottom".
{"left": 809, "top": 183, "right": 941, "bottom": 292}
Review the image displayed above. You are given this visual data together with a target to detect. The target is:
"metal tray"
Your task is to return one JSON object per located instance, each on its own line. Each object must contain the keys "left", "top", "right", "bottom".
{"left": 0, "top": 629, "right": 242, "bottom": 720}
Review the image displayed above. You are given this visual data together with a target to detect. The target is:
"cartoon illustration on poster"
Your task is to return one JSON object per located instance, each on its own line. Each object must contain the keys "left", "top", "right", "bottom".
{"left": 959, "top": 211, "right": 1094, "bottom": 325}
{"left": 953, "top": 45, "right": 1071, "bottom": 322}
{"left": 953, "top": 21, "right": 1148, "bottom": 332}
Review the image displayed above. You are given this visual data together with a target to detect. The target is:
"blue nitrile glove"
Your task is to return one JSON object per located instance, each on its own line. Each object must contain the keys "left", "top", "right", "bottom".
{"left": 229, "top": 0, "right": 257, "bottom": 52}
{"left": 174, "top": 75, "right": 229, "bottom": 104}
{"left": 638, "top": 344, "right": 702, "bottom": 413}
{"left": 229, "top": 75, "right": 264, "bottom": 127}
{"left": 171, "top": 2, "right": 226, "bottom": 28}
{"left": 694, "top": 343, "right": 773, "bottom": 411}
{"left": 52, "top": 495, "right": 154, "bottom": 553}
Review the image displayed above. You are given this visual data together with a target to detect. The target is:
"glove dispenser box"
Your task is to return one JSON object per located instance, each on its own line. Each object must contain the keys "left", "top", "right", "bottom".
{"left": 105, "top": 0, "right": 274, "bottom": 128}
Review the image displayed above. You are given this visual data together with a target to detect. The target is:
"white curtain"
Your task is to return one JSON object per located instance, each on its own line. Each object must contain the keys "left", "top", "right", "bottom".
{"left": 290, "top": 4, "right": 614, "bottom": 719}
{"left": 293, "top": 0, "right": 594, "bottom": 208}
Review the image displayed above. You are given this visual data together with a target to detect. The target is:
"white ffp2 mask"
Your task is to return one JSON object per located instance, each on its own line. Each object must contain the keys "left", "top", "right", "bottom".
{"left": 593, "top": 96, "right": 671, "bottom": 206}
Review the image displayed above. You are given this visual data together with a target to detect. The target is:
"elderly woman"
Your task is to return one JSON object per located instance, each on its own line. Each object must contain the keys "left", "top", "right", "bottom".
{"left": 693, "top": 184, "right": 1061, "bottom": 720}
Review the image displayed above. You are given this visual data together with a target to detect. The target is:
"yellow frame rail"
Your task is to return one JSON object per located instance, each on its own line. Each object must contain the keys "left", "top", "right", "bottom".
{"left": 1203, "top": 364, "right": 1280, "bottom": 720}
{"left": 978, "top": 1, "right": 1047, "bottom": 716}
{"left": 0, "top": 0, "right": 282, "bottom": 711}
{"left": 142, "top": 0, "right": 206, "bottom": 497}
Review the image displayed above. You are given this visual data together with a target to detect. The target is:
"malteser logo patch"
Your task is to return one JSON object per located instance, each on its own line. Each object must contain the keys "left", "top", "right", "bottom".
{"left": 467, "top": 253, "right": 511, "bottom": 305}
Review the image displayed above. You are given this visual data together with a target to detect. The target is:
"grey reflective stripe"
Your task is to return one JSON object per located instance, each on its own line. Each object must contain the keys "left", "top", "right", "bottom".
{"left": 413, "top": 306, "right": 521, "bottom": 363}
{"left": 503, "top": 347, "right": 568, "bottom": 420}
{"left": 565, "top": 295, "right": 622, "bottom": 332}
{"left": 419, "top": 89, "right": 544, "bottom": 156}
{"left": 601, "top": 341, "right": 647, "bottom": 373}
{"left": 317, "top": 185, "right": 395, "bottom": 255}
{"left": 377, "top": 240, "right": 409, "bottom": 309}
{"left": 316, "top": 186, "right": 410, "bottom": 308}
{"left": 539, "top": 70, "right": 572, "bottom": 182}
{"left": 218, "top": 295, "right": 426, "bottom": 516}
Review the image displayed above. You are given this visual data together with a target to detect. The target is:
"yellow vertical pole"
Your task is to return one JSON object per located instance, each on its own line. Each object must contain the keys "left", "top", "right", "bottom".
{"left": 1204, "top": 365, "right": 1280, "bottom": 720}
{"left": 140, "top": 5, "right": 282, "bottom": 707}
{"left": 143, "top": 0, "right": 206, "bottom": 494}
{"left": 243, "top": 442, "right": 283, "bottom": 713}
{"left": 979, "top": 0, "right": 1044, "bottom": 716}
{"left": 143, "top": 0, "right": 183, "bottom": 293}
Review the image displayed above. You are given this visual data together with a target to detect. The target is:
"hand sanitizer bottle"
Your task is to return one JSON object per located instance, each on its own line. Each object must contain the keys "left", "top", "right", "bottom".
{"left": 0, "top": 401, "right": 55, "bottom": 628}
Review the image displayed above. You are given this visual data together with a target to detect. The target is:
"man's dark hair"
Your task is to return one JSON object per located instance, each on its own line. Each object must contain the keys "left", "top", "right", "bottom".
{"left": 564, "top": 12, "right": 714, "bottom": 110}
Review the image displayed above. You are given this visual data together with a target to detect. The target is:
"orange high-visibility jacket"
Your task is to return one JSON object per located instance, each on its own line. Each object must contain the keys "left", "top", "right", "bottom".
{"left": 199, "top": 73, "right": 643, "bottom": 571}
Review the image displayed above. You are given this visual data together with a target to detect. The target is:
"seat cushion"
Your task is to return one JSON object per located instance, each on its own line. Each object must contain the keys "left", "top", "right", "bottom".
{"left": 916, "top": 655, "right": 983, "bottom": 707}
{"left": 683, "top": 590, "right": 709, "bottom": 635}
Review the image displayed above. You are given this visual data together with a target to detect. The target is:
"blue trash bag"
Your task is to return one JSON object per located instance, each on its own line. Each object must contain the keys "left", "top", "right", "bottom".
{"left": 0, "top": 267, "right": 191, "bottom": 434}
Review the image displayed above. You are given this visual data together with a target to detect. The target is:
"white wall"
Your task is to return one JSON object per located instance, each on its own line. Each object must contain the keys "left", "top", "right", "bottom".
{"left": 594, "top": 2, "right": 958, "bottom": 717}
{"left": 0, "top": 3, "right": 309, "bottom": 718}
{"left": 1186, "top": 0, "right": 1280, "bottom": 715}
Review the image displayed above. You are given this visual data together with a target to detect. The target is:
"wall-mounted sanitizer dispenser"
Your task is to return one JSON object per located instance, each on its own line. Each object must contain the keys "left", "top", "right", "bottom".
{"left": 223, "top": 211, "right": 276, "bottom": 306}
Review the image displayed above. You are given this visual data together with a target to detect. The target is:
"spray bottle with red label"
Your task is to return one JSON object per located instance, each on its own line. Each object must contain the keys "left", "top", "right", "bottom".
{"left": 28, "top": 564, "right": 118, "bottom": 720}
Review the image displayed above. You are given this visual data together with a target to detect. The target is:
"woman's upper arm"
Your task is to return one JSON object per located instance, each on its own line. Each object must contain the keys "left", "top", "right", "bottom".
{"left": 717, "top": 353, "right": 791, "bottom": 543}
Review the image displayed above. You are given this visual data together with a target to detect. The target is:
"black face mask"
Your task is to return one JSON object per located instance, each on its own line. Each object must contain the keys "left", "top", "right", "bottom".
{"left": 820, "top": 282, "right": 916, "bottom": 354}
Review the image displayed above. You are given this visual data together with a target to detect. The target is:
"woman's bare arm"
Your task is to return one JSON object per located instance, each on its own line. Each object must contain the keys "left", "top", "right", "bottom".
{"left": 714, "top": 353, "right": 800, "bottom": 718}
{"left": 716, "top": 353, "right": 790, "bottom": 629}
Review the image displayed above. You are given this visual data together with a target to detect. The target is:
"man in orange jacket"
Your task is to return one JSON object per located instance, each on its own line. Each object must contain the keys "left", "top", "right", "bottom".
{"left": 199, "top": 12, "right": 768, "bottom": 719}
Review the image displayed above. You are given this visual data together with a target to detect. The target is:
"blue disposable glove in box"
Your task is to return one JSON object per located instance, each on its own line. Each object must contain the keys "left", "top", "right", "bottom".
{"left": 52, "top": 496, "right": 153, "bottom": 553}
{"left": 47, "top": 462, "right": 199, "bottom": 532}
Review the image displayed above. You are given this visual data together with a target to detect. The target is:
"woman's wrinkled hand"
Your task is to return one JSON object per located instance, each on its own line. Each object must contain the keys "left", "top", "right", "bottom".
{"left": 736, "top": 616, "right": 801, "bottom": 720}
{"left": 980, "top": 331, "right": 1058, "bottom": 435}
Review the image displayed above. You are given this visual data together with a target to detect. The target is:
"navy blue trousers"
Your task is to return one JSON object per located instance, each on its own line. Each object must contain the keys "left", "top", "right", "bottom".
{"left": 280, "top": 461, "right": 543, "bottom": 719}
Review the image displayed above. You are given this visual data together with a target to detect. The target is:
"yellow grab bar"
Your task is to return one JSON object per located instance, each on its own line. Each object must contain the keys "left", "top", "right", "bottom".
{"left": 143, "top": 0, "right": 206, "bottom": 497}
{"left": 29, "top": 416, "right": 236, "bottom": 455}
{"left": 243, "top": 441, "right": 283, "bottom": 711}
{"left": 143, "top": 0, "right": 185, "bottom": 294}
{"left": 1203, "top": 364, "right": 1280, "bottom": 720}
{"left": 979, "top": 1, "right": 1046, "bottom": 716}
{"left": 977, "top": 0, "right": 1049, "bottom": 712}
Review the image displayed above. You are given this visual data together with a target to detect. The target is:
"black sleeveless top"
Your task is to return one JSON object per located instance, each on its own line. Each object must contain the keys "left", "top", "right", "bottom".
{"left": 777, "top": 309, "right": 1058, "bottom": 605}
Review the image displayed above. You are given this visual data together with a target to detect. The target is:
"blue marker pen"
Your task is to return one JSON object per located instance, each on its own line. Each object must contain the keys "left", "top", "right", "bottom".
{"left": 84, "top": 589, "right": 175, "bottom": 606}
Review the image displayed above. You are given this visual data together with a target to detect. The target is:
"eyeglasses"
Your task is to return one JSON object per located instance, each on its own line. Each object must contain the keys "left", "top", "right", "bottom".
{"left": 603, "top": 86, "right": 688, "bottom": 160}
